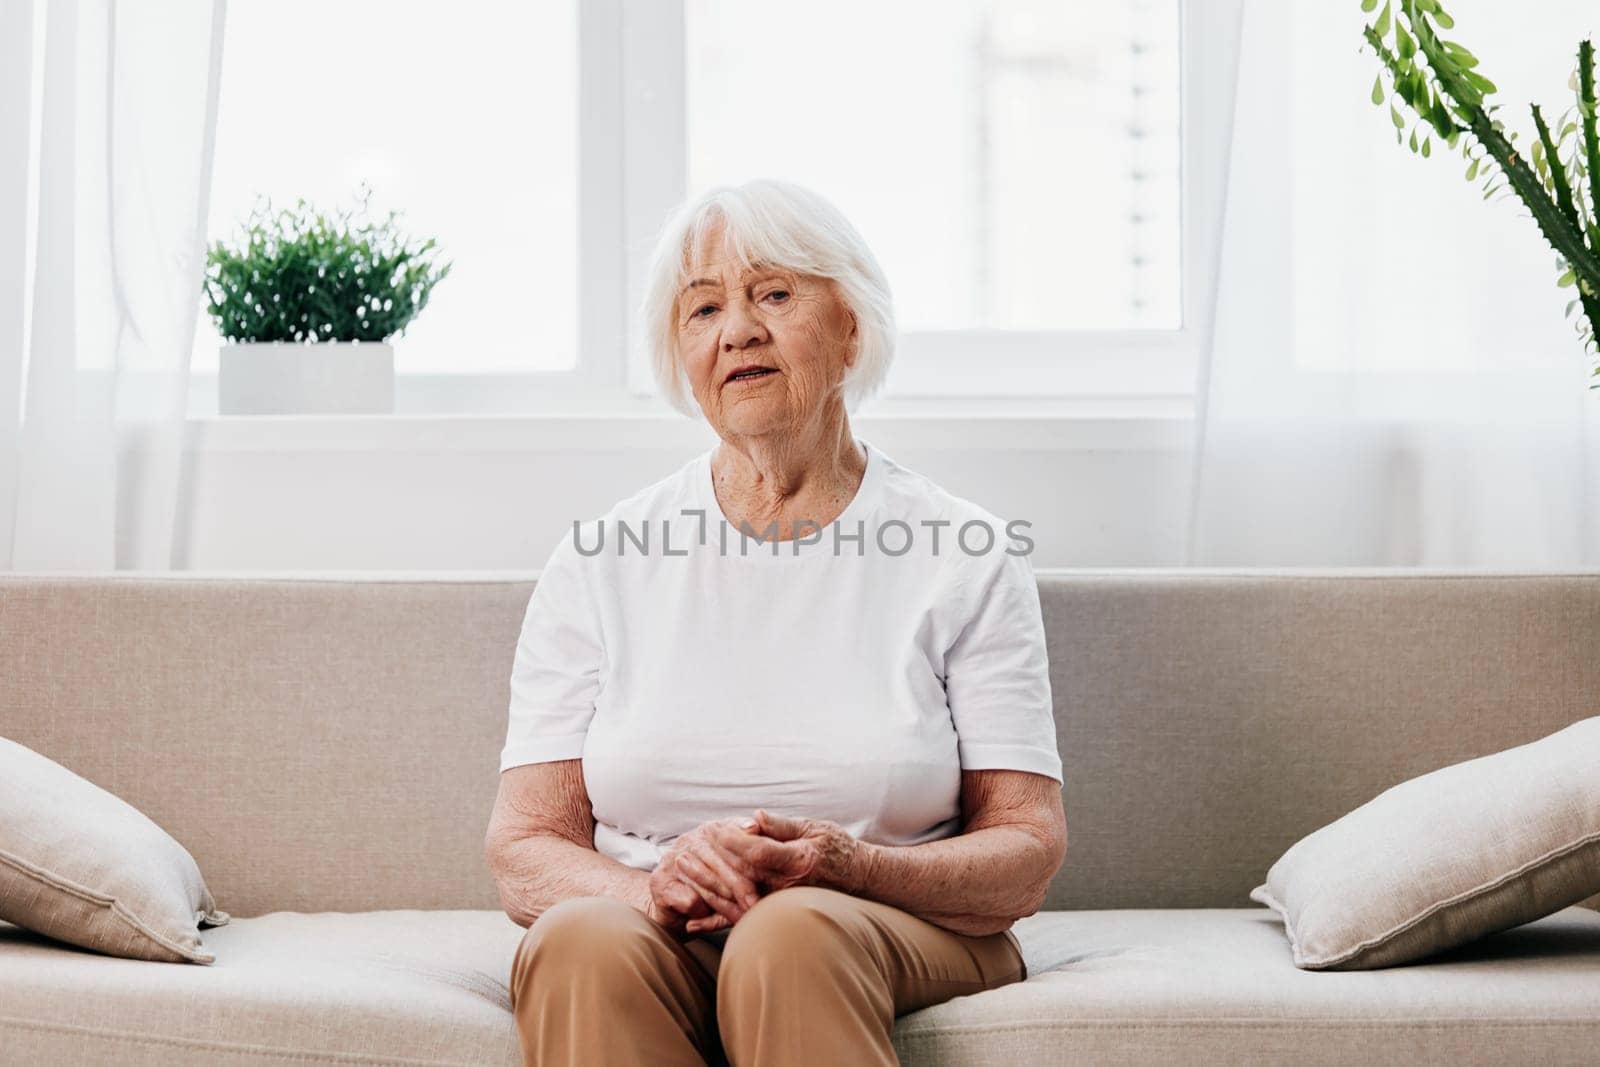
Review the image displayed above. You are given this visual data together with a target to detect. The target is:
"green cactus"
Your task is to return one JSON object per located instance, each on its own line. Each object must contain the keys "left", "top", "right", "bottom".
{"left": 1361, "top": 0, "right": 1600, "bottom": 382}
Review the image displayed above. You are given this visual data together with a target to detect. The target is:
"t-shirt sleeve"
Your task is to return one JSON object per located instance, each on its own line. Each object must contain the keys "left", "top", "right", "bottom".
{"left": 944, "top": 547, "right": 1063, "bottom": 783}
{"left": 499, "top": 535, "right": 604, "bottom": 772}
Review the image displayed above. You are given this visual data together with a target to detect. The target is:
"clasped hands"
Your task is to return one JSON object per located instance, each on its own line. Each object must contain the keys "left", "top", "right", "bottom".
{"left": 646, "top": 809, "right": 859, "bottom": 938}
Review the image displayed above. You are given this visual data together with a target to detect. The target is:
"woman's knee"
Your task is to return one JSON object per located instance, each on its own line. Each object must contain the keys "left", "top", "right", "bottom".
{"left": 512, "top": 897, "right": 721, "bottom": 1063}
{"left": 526, "top": 895, "right": 644, "bottom": 948}
{"left": 511, "top": 896, "right": 659, "bottom": 996}
{"left": 720, "top": 886, "right": 865, "bottom": 969}
{"left": 716, "top": 887, "right": 893, "bottom": 1055}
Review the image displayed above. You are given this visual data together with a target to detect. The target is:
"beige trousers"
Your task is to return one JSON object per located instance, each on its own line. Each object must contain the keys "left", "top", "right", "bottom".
{"left": 508, "top": 885, "right": 1026, "bottom": 1066}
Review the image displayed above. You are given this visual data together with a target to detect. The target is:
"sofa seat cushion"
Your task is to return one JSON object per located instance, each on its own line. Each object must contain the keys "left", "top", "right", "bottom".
{"left": 897, "top": 906, "right": 1600, "bottom": 1065}
{"left": 0, "top": 910, "right": 526, "bottom": 1066}
{"left": 3, "top": 906, "right": 1598, "bottom": 1066}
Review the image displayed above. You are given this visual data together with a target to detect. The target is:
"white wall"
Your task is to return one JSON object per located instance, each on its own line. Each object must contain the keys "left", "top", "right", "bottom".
{"left": 174, "top": 415, "right": 1194, "bottom": 570}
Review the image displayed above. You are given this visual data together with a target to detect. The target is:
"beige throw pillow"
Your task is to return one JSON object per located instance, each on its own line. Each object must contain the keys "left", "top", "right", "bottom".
{"left": 0, "top": 737, "right": 229, "bottom": 963}
{"left": 1251, "top": 715, "right": 1600, "bottom": 970}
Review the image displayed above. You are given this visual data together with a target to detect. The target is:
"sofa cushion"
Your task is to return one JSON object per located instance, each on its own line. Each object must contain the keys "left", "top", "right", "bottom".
{"left": 894, "top": 906, "right": 1600, "bottom": 1065}
{"left": 0, "top": 737, "right": 229, "bottom": 964}
{"left": 1250, "top": 715, "right": 1600, "bottom": 969}
{"left": 0, "top": 910, "right": 526, "bottom": 1066}
{"left": 3, "top": 906, "right": 1598, "bottom": 1066}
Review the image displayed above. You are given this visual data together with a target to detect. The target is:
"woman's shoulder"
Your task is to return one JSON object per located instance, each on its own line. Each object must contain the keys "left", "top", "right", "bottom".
{"left": 867, "top": 443, "right": 1032, "bottom": 559}
{"left": 864, "top": 446, "right": 1043, "bottom": 658}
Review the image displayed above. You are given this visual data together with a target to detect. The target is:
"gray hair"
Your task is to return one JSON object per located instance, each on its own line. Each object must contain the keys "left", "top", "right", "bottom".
{"left": 640, "top": 179, "right": 896, "bottom": 418}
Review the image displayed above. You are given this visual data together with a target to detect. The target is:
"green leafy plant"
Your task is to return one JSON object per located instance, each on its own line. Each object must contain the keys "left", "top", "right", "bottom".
{"left": 1360, "top": 0, "right": 1600, "bottom": 381}
{"left": 203, "top": 186, "right": 451, "bottom": 344}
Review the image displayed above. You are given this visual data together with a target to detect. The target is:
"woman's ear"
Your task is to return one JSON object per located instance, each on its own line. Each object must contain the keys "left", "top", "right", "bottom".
{"left": 845, "top": 310, "right": 860, "bottom": 368}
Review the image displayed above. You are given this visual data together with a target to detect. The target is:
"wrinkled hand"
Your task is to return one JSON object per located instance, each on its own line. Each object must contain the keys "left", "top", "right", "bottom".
{"left": 727, "top": 810, "right": 861, "bottom": 895}
{"left": 652, "top": 811, "right": 865, "bottom": 937}
{"left": 648, "top": 817, "right": 765, "bottom": 937}
{"left": 644, "top": 855, "right": 715, "bottom": 937}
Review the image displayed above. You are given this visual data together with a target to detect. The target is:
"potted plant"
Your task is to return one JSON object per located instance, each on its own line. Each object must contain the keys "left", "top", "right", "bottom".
{"left": 203, "top": 187, "right": 451, "bottom": 414}
{"left": 1360, "top": 0, "right": 1599, "bottom": 380}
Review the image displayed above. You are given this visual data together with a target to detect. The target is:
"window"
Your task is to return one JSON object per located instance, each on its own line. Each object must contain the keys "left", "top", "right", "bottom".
{"left": 192, "top": 0, "right": 1233, "bottom": 414}
{"left": 686, "top": 0, "right": 1181, "bottom": 332}
{"left": 194, "top": 0, "right": 578, "bottom": 377}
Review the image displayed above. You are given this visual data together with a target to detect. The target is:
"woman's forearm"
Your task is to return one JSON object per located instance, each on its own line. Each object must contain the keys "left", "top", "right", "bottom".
{"left": 485, "top": 760, "right": 653, "bottom": 927}
{"left": 832, "top": 824, "right": 1058, "bottom": 936}
{"left": 488, "top": 829, "right": 653, "bottom": 928}
{"left": 816, "top": 770, "right": 1067, "bottom": 936}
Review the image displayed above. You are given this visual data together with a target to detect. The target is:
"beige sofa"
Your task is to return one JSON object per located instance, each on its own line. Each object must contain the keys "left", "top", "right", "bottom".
{"left": 2, "top": 570, "right": 1598, "bottom": 1065}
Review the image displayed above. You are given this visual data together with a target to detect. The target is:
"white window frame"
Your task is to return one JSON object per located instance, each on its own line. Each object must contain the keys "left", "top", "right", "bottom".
{"left": 189, "top": 0, "right": 1241, "bottom": 417}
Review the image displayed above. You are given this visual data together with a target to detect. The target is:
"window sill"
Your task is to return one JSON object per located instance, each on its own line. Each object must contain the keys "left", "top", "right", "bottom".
{"left": 182, "top": 396, "right": 1195, "bottom": 454}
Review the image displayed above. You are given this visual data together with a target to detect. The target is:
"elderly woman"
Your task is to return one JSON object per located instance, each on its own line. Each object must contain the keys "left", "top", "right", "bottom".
{"left": 484, "top": 178, "right": 1066, "bottom": 1066}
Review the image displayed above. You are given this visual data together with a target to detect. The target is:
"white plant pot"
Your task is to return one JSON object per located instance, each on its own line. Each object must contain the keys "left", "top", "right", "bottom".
{"left": 219, "top": 342, "right": 394, "bottom": 415}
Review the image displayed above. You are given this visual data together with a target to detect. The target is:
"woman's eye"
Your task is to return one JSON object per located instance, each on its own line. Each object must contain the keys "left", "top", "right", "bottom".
{"left": 765, "top": 290, "right": 790, "bottom": 303}
{"left": 691, "top": 304, "right": 717, "bottom": 319}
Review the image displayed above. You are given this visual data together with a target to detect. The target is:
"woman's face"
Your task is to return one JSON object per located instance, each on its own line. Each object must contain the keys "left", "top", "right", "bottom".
{"left": 676, "top": 223, "right": 857, "bottom": 440}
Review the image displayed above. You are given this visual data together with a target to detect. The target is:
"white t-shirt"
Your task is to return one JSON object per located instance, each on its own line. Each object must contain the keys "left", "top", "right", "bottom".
{"left": 500, "top": 437, "right": 1065, "bottom": 974}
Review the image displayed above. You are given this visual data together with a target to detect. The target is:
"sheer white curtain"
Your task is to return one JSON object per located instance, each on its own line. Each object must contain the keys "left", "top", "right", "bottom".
{"left": 0, "top": 0, "right": 225, "bottom": 570}
{"left": 1190, "top": 0, "right": 1600, "bottom": 566}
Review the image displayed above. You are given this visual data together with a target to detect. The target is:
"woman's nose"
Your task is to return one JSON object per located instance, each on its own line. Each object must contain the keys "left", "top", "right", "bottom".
{"left": 721, "top": 299, "right": 769, "bottom": 351}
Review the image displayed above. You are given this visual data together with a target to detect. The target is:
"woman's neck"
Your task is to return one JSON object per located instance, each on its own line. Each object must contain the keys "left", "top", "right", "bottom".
{"left": 711, "top": 419, "right": 866, "bottom": 542}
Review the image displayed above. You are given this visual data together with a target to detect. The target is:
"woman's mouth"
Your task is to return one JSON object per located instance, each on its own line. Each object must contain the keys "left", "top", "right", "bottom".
{"left": 726, "top": 367, "right": 778, "bottom": 384}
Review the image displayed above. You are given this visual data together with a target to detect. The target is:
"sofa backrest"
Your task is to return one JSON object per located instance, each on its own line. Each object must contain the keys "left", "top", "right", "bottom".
{"left": 1, "top": 572, "right": 1597, "bottom": 917}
